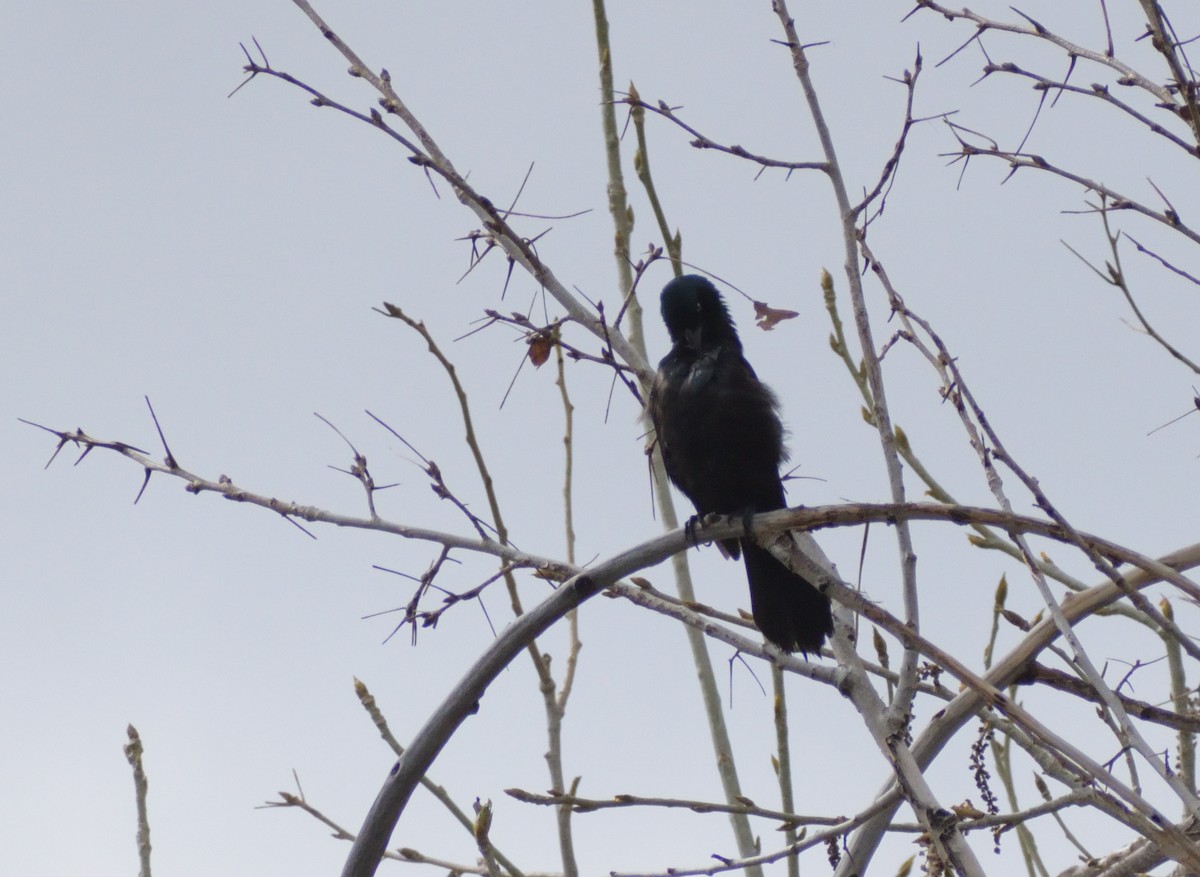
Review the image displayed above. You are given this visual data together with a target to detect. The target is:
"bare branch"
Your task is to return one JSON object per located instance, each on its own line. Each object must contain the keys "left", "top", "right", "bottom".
{"left": 123, "top": 725, "right": 152, "bottom": 877}
{"left": 618, "top": 96, "right": 828, "bottom": 174}
{"left": 911, "top": 1, "right": 1181, "bottom": 104}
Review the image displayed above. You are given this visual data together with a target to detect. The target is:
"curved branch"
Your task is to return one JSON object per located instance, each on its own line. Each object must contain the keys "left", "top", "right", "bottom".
{"left": 338, "top": 529, "right": 676, "bottom": 877}
{"left": 32, "top": 407, "right": 1200, "bottom": 873}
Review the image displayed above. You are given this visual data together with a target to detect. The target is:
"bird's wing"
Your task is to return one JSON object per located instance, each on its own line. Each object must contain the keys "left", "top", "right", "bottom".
{"left": 683, "top": 347, "right": 722, "bottom": 393}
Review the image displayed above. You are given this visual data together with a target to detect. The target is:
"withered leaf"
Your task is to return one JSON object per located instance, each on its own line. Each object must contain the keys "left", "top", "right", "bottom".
{"left": 753, "top": 300, "right": 799, "bottom": 331}
{"left": 528, "top": 334, "right": 553, "bottom": 367}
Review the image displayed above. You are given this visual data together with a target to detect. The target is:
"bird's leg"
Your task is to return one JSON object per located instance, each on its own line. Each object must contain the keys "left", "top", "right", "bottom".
{"left": 683, "top": 514, "right": 704, "bottom": 548}
{"left": 735, "top": 507, "right": 757, "bottom": 541}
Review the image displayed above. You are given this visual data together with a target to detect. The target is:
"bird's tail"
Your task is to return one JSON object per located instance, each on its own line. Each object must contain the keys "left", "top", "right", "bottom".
{"left": 741, "top": 539, "right": 833, "bottom": 655}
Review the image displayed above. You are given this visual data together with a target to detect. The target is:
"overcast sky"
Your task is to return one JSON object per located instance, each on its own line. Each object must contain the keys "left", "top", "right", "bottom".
{"left": 6, "top": 2, "right": 1200, "bottom": 875}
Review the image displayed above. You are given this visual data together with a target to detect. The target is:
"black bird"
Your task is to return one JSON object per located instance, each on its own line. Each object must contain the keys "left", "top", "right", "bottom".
{"left": 648, "top": 275, "right": 833, "bottom": 654}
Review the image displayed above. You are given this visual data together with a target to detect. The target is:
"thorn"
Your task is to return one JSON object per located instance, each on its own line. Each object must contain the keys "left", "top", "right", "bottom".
{"left": 134, "top": 468, "right": 152, "bottom": 504}
{"left": 145, "top": 397, "right": 177, "bottom": 469}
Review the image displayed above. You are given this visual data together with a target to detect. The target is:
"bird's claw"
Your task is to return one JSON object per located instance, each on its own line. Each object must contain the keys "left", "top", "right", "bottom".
{"left": 683, "top": 514, "right": 703, "bottom": 547}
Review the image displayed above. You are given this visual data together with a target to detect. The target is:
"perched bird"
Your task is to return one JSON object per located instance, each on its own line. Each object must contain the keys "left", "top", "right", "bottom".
{"left": 647, "top": 275, "right": 833, "bottom": 654}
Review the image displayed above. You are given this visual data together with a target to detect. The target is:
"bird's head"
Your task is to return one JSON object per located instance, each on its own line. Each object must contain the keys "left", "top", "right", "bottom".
{"left": 659, "top": 275, "right": 741, "bottom": 350}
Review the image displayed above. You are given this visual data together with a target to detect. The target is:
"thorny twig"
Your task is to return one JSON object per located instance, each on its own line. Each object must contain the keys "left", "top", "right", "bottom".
{"left": 1061, "top": 198, "right": 1200, "bottom": 374}
{"left": 618, "top": 97, "right": 829, "bottom": 175}
{"left": 233, "top": 29, "right": 651, "bottom": 379}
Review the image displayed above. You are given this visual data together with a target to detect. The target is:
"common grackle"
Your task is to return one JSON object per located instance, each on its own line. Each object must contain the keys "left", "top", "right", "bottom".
{"left": 647, "top": 275, "right": 833, "bottom": 654}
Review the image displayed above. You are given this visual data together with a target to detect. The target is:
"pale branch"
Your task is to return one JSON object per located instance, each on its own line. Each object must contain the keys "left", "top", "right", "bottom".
{"left": 21, "top": 419, "right": 571, "bottom": 580}
{"left": 618, "top": 97, "right": 828, "bottom": 174}
{"left": 240, "top": 11, "right": 652, "bottom": 379}
{"left": 367, "top": 412, "right": 498, "bottom": 543}
{"left": 506, "top": 786, "right": 1092, "bottom": 835}
{"left": 627, "top": 86, "right": 683, "bottom": 275}
{"left": 389, "top": 562, "right": 515, "bottom": 640}
{"left": 1015, "top": 663, "right": 1200, "bottom": 734}
{"left": 918, "top": 789, "right": 1094, "bottom": 836}
{"left": 944, "top": 124, "right": 1200, "bottom": 247}
{"left": 384, "top": 302, "right": 579, "bottom": 876}
{"left": 840, "top": 536, "right": 1200, "bottom": 873}
{"left": 262, "top": 789, "right": 356, "bottom": 842}
{"left": 910, "top": 1, "right": 1180, "bottom": 106}
{"left": 765, "top": 505, "right": 1200, "bottom": 619}
{"left": 377, "top": 306, "right": 511, "bottom": 548}
{"left": 554, "top": 336, "right": 581, "bottom": 699}
{"left": 1161, "top": 598, "right": 1197, "bottom": 795}
{"left": 317, "top": 413, "right": 391, "bottom": 522}
{"left": 817, "top": 550, "right": 1106, "bottom": 870}
{"left": 852, "top": 48, "right": 930, "bottom": 225}
{"left": 505, "top": 789, "right": 844, "bottom": 828}
{"left": 468, "top": 308, "right": 641, "bottom": 404}
{"left": 855, "top": 242, "right": 1200, "bottom": 656}
{"left": 1137, "top": 0, "right": 1200, "bottom": 145}
{"left": 1075, "top": 202, "right": 1200, "bottom": 375}
{"left": 339, "top": 524, "right": 715, "bottom": 877}
{"left": 602, "top": 796, "right": 900, "bottom": 877}
{"left": 980, "top": 61, "right": 1199, "bottom": 157}
{"left": 864, "top": 254, "right": 1200, "bottom": 835}
{"left": 913, "top": 0, "right": 1200, "bottom": 160}
{"left": 26, "top": 412, "right": 1200, "bottom": 610}
{"left": 989, "top": 712, "right": 1133, "bottom": 867}
{"left": 34, "top": 411, "right": 1200, "bottom": 872}
{"left": 589, "top": 0, "right": 636, "bottom": 311}
{"left": 788, "top": 540, "right": 1200, "bottom": 872}
{"left": 1055, "top": 814, "right": 1200, "bottom": 877}
{"left": 593, "top": 299, "right": 647, "bottom": 411}
{"left": 595, "top": 3, "right": 765, "bottom": 869}
{"left": 612, "top": 246, "right": 668, "bottom": 333}
{"left": 263, "top": 789, "right": 527, "bottom": 875}
{"left": 352, "top": 678, "right": 527, "bottom": 877}
{"left": 342, "top": 493, "right": 1200, "bottom": 876}
{"left": 825, "top": 271, "right": 1104, "bottom": 604}
{"left": 471, "top": 801, "right": 502, "bottom": 877}
{"left": 875, "top": 275, "right": 1200, "bottom": 816}
{"left": 626, "top": 573, "right": 954, "bottom": 699}
{"left": 828, "top": 616, "right": 987, "bottom": 877}
{"left": 546, "top": 335, "right": 580, "bottom": 877}
{"left": 376, "top": 302, "right": 563, "bottom": 754}
{"left": 123, "top": 725, "right": 152, "bottom": 877}
{"left": 770, "top": 665, "right": 799, "bottom": 877}
{"left": 970, "top": 530, "right": 1089, "bottom": 593}
{"left": 989, "top": 729, "right": 1054, "bottom": 876}
{"left": 609, "top": 578, "right": 846, "bottom": 689}
{"left": 771, "top": 0, "right": 924, "bottom": 744}
{"left": 389, "top": 847, "right": 516, "bottom": 875}
{"left": 781, "top": 525, "right": 972, "bottom": 875}
{"left": 620, "top": 574, "right": 763, "bottom": 637}
{"left": 1126, "top": 233, "right": 1200, "bottom": 288}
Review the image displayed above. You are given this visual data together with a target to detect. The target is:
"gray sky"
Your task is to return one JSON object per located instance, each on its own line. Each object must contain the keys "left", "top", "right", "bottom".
{"left": 6, "top": 2, "right": 1200, "bottom": 875}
